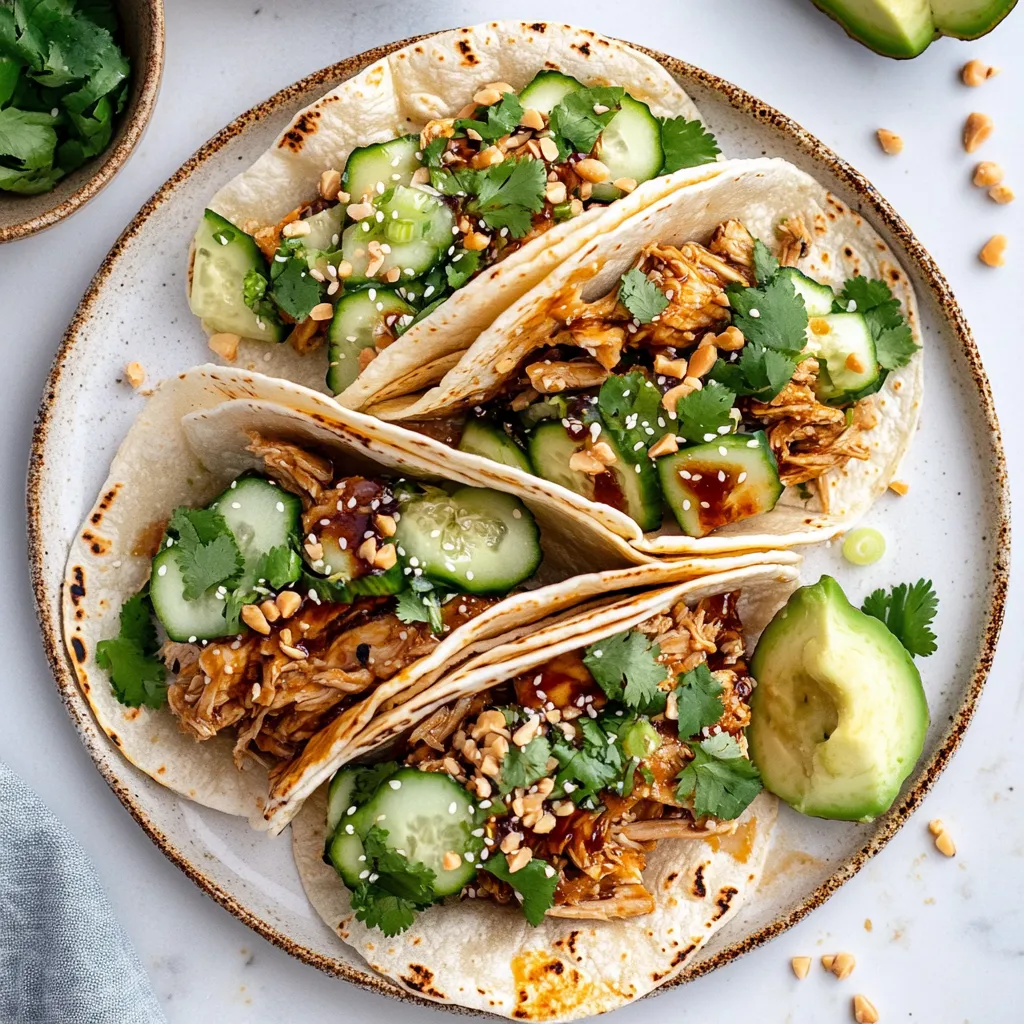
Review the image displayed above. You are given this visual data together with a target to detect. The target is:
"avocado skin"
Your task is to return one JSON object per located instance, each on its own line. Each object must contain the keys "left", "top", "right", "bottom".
{"left": 930, "top": 0, "right": 1017, "bottom": 39}
{"left": 748, "top": 575, "right": 929, "bottom": 822}
{"left": 810, "top": 0, "right": 936, "bottom": 58}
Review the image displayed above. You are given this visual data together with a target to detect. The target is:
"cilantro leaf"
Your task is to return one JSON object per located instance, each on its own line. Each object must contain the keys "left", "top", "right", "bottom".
{"left": 752, "top": 239, "right": 779, "bottom": 286}
{"left": 672, "top": 381, "right": 736, "bottom": 444}
{"left": 499, "top": 735, "right": 552, "bottom": 795}
{"left": 674, "top": 664, "right": 725, "bottom": 739}
{"left": 269, "top": 251, "right": 323, "bottom": 322}
{"left": 618, "top": 268, "right": 669, "bottom": 324}
{"left": 445, "top": 249, "right": 480, "bottom": 289}
{"left": 456, "top": 91, "right": 523, "bottom": 142}
{"left": 676, "top": 733, "right": 762, "bottom": 820}
{"left": 254, "top": 545, "right": 302, "bottom": 590}
{"left": 347, "top": 763, "right": 400, "bottom": 806}
{"left": 469, "top": 157, "right": 546, "bottom": 238}
{"left": 836, "top": 277, "right": 918, "bottom": 370}
{"left": 659, "top": 116, "right": 720, "bottom": 172}
{"left": 584, "top": 630, "right": 667, "bottom": 712}
{"left": 0, "top": 106, "right": 56, "bottom": 165}
{"left": 710, "top": 343, "right": 799, "bottom": 401}
{"left": 422, "top": 136, "right": 447, "bottom": 168}
{"left": 549, "top": 86, "right": 624, "bottom": 154}
{"left": 550, "top": 715, "right": 625, "bottom": 802}
{"left": 95, "top": 593, "right": 166, "bottom": 709}
{"left": 167, "top": 506, "right": 243, "bottom": 601}
{"left": 596, "top": 370, "right": 668, "bottom": 460}
{"left": 394, "top": 585, "right": 444, "bottom": 634}
{"left": 484, "top": 853, "right": 558, "bottom": 926}
{"left": 861, "top": 578, "right": 938, "bottom": 658}
{"left": 728, "top": 275, "right": 808, "bottom": 354}
{"left": 349, "top": 885, "right": 418, "bottom": 937}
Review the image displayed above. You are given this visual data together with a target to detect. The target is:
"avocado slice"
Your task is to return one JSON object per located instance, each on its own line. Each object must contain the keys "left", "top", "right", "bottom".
{"left": 810, "top": 0, "right": 936, "bottom": 58}
{"left": 747, "top": 575, "right": 928, "bottom": 822}
{"left": 930, "top": 0, "right": 1017, "bottom": 39}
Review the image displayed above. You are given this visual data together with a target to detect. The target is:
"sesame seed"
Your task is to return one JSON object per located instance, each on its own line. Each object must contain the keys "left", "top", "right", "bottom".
{"left": 449, "top": 802, "right": 458, "bottom": 815}
{"left": 388, "top": 779, "right": 402, "bottom": 790}
{"left": 719, "top": 446, "right": 728, "bottom": 456}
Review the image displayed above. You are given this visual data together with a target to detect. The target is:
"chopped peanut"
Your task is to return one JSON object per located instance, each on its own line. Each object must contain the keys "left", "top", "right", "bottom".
{"left": 569, "top": 450, "right": 608, "bottom": 475}
{"left": 442, "top": 851, "right": 462, "bottom": 871}
{"left": 648, "top": 433, "right": 679, "bottom": 459}
{"left": 275, "top": 591, "right": 301, "bottom": 618}
{"left": 506, "top": 847, "right": 533, "bottom": 873}
{"left": 662, "top": 381, "right": 695, "bottom": 409}
{"left": 259, "top": 600, "right": 280, "bottom": 623}
{"left": 928, "top": 818, "right": 945, "bottom": 836}
{"left": 538, "top": 137, "right": 560, "bottom": 162}
{"left": 575, "top": 158, "right": 610, "bottom": 183}
{"left": 888, "top": 480, "right": 909, "bottom": 496}
{"left": 545, "top": 181, "right": 568, "bottom": 204}
{"left": 989, "top": 184, "right": 1015, "bottom": 204}
{"left": 124, "top": 362, "right": 145, "bottom": 389}
{"left": 934, "top": 829, "right": 956, "bottom": 857}
{"left": 500, "top": 831, "right": 522, "bottom": 854}
{"left": 686, "top": 343, "right": 718, "bottom": 379}
{"left": 962, "top": 59, "right": 999, "bottom": 87}
{"left": 963, "top": 112, "right": 994, "bottom": 153}
{"left": 240, "top": 604, "right": 271, "bottom": 636}
{"left": 520, "top": 108, "right": 546, "bottom": 131}
{"left": 208, "top": 332, "right": 240, "bottom": 361}
{"left": 309, "top": 302, "right": 334, "bottom": 322}
{"left": 357, "top": 537, "right": 377, "bottom": 563}
{"left": 589, "top": 440, "right": 618, "bottom": 466}
{"left": 821, "top": 955, "right": 836, "bottom": 972}
{"left": 853, "top": 994, "right": 879, "bottom": 1023}
{"left": 319, "top": 169, "right": 342, "bottom": 201}
{"left": 979, "top": 234, "right": 1007, "bottom": 267}
{"left": 973, "top": 161, "right": 1003, "bottom": 187}
{"left": 373, "top": 543, "right": 397, "bottom": 570}
{"left": 281, "top": 220, "right": 310, "bottom": 239}
{"left": 512, "top": 716, "right": 542, "bottom": 747}
{"left": 533, "top": 812, "right": 557, "bottom": 835}
{"left": 831, "top": 952, "right": 856, "bottom": 980}
{"left": 612, "top": 177, "right": 638, "bottom": 193}
{"left": 653, "top": 353, "right": 688, "bottom": 379}
{"left": 473, "top": 145, "right": 504, "bottom": 169}
{"left": 711, "top": 325, "right": 746, "bottom": 351}
{"left": 473, "top": 87, "right": 503, "bottom": 106}
{"left": 374, "top": 513, "right": 397, "bottom": 537}
{"left": 346, "top": 202, "right": 375, "bottom": 221}
{"left": 876, "top": 129, "right": 903, "bottom": 155}
{"left": 463, "top": 230, "right": 491, "bottom": 251}
{"left": 791, "top": 957, "right": 811, "bottom": 980}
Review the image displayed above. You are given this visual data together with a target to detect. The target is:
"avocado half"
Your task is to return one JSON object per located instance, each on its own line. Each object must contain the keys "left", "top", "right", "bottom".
{"left": 810, "top": 0, "right": 1017, "bottom": 58}
{"left": 748, "top": 575, "right": 929, "bottom": 822}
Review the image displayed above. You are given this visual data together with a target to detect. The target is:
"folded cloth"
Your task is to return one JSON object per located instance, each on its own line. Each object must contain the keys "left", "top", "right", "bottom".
{"left": 0, "top": 761, "right": 167, "bottom": 1024}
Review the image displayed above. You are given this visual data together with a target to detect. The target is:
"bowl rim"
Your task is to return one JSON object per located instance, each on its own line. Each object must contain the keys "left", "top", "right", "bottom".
{"left": 0, "top": 0, "right": 166, "bottom": 243}
{"left": 27, "top": 29, "right": 1010, "bottom": 1011}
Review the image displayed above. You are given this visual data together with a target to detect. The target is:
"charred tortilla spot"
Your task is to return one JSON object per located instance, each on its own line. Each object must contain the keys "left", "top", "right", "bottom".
{"left": 455, "top": 40, "right": 478, "bottom": 65}
{"left": 278, "top": 110, "right": 322, "bottom": 152}
{"left": 691, "top": 863, "right": 708, "bottom": 899}
{"left": 400, "top": 964, "right": 445, "bottom": 999}
{"left": 109, "top": 731, "right": 122, "bottom": 747}
{"left": 572, "top": 41, "right": 592, "bottom": 57}
{"left": 650, "top": 943, "right": 698, "bottom": 981}
{"left": 844, "top": 246, "right": 854, "bottom": 258}
{"left": 71, "top": 637, "right": 86, "bottom": 662}
{"left": 69, "top": 566, "right": 86, "bottom": 605}
{"left": 530, "top": 22, "right": 547, "bottom": 31}
{"left": 712, "top": 885, "right": 738, "bottom": 920}
{"left": 664, "top": 871, "right": 679, "bottom": 890}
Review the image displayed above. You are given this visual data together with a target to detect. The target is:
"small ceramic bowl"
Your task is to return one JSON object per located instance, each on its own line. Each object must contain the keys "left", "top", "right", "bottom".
{"left": 0, "top": 0, "right": 164, "bottom": 243}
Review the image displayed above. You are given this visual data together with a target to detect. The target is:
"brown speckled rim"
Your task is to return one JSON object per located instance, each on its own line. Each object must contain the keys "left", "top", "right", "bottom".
{"left": 27, "top": 32, "right": 1009, "bottom": 1013}
{"left": 0, "top": 0, "right": 165, "bottom": 243}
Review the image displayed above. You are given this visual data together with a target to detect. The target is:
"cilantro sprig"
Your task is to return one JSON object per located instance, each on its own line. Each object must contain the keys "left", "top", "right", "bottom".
{"left": 659, "top": 117, "right": 720, "bottom": 173}
{"left": 618, "top": 268, "right": 669, "bottom": 323}
{"left": 596, "top": 371, "right": 669, "bottom": 462}
{"left": 395, "top": 577, "right": 446, "bottom": 633}
{"left": 674, "top": 664, "right": 725, "bottom": 739}
{"left": 499, "top": 735, "right": 552, "bottom": 795}
{"left": 673, "top": 381, "right": 736, "bottom": 445}
{"left": 584, "top": 629, "right": 668, "bottom": 713}
{"left": 835, "top": 277, "right": 919, "bottom": 371}
{"left": 456, "top": 91, "right": 523, "bottom": 142}
{"left": 549, "top": 86, "right": 624, "bottom": 154}
{"left": 862, "top": 579, "right": 938, "bottom": 658}
{"left": 95, "top": 592, "right": 167, "bottom": 710}
{"left": 166, "top": 506, "right": 243, "bottom": 601}
{"left": 469, "top": 157, "right": 547, "bottom": 238}
{"left": 269, "top": 240, "right": 324, "bottom": 322}
{"left": 484, "top": 852, "right": 559, "bottom": 926}
{"left": 676, "top": 733, "right": 762, "bottom": 820}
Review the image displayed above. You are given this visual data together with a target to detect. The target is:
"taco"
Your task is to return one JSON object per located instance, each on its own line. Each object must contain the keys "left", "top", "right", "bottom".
{"left": 339, "top": 157, "right": 923, "bottom": 555}
{"left": 62, "top": 365, "right": 793, "bottom": 824}
{"left": 187, "top": 21, "right": 721, "bottom": 400}
{"left": 290, "top": 561, "right": 799, "bottom": 1019}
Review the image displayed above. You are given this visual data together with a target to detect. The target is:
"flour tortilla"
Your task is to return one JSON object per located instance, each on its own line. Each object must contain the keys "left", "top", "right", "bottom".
{"left": 195, "top": 21, "right": 715, "bottom": 403}
{"left": 62, "top": 365, "right": 792, "bottom": 825}
{"left": 291, "top": 562, "right": 798, "bottom": 1019}
{"left": 359, "top": 157, "right": 924, "bottom": 555}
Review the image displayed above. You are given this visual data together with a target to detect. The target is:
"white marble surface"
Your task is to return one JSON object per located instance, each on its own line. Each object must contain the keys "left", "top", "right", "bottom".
{"left": 4, "top": 0, "right": 1023, "bottom": 1021}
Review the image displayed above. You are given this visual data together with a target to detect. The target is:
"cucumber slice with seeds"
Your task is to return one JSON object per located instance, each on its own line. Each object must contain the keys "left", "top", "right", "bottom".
{"left": 805, "top": 312, "right": 880, "bottom": 403}
{"left": 326, "top": 287, "right": 416, "bottom": 394}
{"left": 592, "top": 95, "right": 664, "bottom": 201}
{"left": 342, "top": 135, "right": 422, "bottom": 202}
{"left": 517, "top": 70, "right": 584, "bottom": 114}
{"left": 149, "top": 548, "right": 231, "bottom": 642}
{"left": 658, "top": 432, "right": 783, "bottom": 537}
{"left": 458, "top": 421, "right": 533, "bottom": 474}
{"left": 341, "top": 185, "right": 454, "bottom": 285}
{"left": 301, "top": 205, "right": 345, "bottom": 252}
{"left": 778, "top": 267, "right": 835, "bottom": 316}
{"left": 395, "top": 486, "right": 541, "bottom": 595}
{"left": 189, "top": 209, "right": 283, "bottom": 342}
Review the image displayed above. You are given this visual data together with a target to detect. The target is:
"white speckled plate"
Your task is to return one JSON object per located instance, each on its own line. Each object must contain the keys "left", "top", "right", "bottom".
{"left": 28, "top": 32, "right": 1008, "bottom": 1013}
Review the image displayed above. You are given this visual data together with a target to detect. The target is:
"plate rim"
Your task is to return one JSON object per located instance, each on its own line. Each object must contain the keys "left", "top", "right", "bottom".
{"left": 26, "top": 28, "right": 1010, "bottom": 1008}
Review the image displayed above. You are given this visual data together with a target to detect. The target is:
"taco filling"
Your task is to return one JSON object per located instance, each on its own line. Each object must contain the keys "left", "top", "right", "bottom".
{"left": 189, "top": 71, "right": 718, "bottom": 384}
{"left": 410, "top": 219, "right": 919, "bottom": 538}
{"left": 95, "top": 434, "right": 543, "bottom": 779}
{"left": 322, "top": 589, "right": 763, "bottom": 934}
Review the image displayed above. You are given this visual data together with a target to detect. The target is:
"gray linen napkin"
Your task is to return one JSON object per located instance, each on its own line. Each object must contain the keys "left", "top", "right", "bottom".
{"left": 0, "top": 761, "right": 167, "bottom": 1024}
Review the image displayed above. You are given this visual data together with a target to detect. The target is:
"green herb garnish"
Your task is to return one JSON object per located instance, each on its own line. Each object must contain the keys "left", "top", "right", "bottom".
{"left": 675, "top": 733, "right": 762, "bottom": 820}
{"left": 836, "top": 277, "right": 919, "bottom": 370}
{"left": 95, "top": 592, "right": 166, "bottom": 709}
{"left": 549, "top": 86, "right": 624, "bottom": 154}
{"left": 659, "top": 116, "right": 720, "bottom": 173}
{"left": 618, "top": 268, "right": 669, "bottom": 323}
{"left": 484, "top": 853, "right": 558, "bottom": 926}
{"left": 166, "top": 506, "right": 242, "bottom": 601}
{"left": 584, "top": 629, "right": 668, "bottom": 712}
{"left": 673, "top": 664, "right": 725, "bottom": 739}
{"left": 861, "top": 579, "right": 938, "bottom": 658}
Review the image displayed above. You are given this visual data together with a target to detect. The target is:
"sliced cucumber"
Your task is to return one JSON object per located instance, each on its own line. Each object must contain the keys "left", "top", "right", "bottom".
{"left": 658, "top": 432, "right": 783, "bottom": 538}
{"left": 458, "top": 421, "right": 533, "bottom": 474}
{"left": 189, "top": 209, "right": 283, "bottom": 342}
{"left": 805, "top": 312, "right": 880, "bottom": 403}
{"left": 778, "top": 267, "right": 835, "bottom": 316}
{"left": 359, "top": 767, "right": 478, "bottom": 896}
{"left": 149, "top": 548, "right": 231, "bottom": 642}
{"left": 341, "top": 186, "right": 454, "bottom": 285}
{"left": 342, "top": 135, "right": 422, "bottom": 202}
{"left": 592, "top": 95, "right": 664, "bottom": 201}
{"left": 326, "top": 287, "right": 416, "bottom": 394}
{"left": 395, "top": 486, "right": 541, "bottom": 595}
{"left": 326, "top": 768, "right": 360, "bottom": 835}
{"left": 301, "top": 205, "right": 345, "bottom": 252}
{"left": 211, "top": 475, "right": 303, "bottom": 590}
{"left": 346, "top": 564, "right": 406, "bottom": 597}
{"left": 527, "top": 421, "right": 663, "bottom": 532}
{"left": 517, "top": 70, "right": 584, "bottom": 114}
{"left": 327, "top": 825, "right": 368, "bottom": 889}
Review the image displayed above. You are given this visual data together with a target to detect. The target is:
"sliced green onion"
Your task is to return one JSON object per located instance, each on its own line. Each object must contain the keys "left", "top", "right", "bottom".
{"left": 621, "top": 720, "right": 661, "bottom": 760}
{"left": 386, "top": 219, "right": 416, "bottom": 244}
{"left": 552, "top": 202, "right": 575, "bottom": 222}
{"left": 842, "top": 527, "right": 886, "bottom": 566}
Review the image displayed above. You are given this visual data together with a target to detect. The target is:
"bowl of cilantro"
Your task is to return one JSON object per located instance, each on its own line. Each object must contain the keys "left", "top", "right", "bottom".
{"left": 0, "top": 0, "right": 164, "bottom": 242}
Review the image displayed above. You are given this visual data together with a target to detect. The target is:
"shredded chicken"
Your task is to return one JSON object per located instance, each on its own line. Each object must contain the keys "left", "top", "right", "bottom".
{"left": 247, "top": 433, "right": 333, "bottom": 501}
{"left": 708, "top": 219, "right": 756, "bottom": 273}
{"left": 777, "top": 214, "right": 812, "bottom": 267}
{"left": 747, "top": 358, "right": 875, "bottom": 492}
